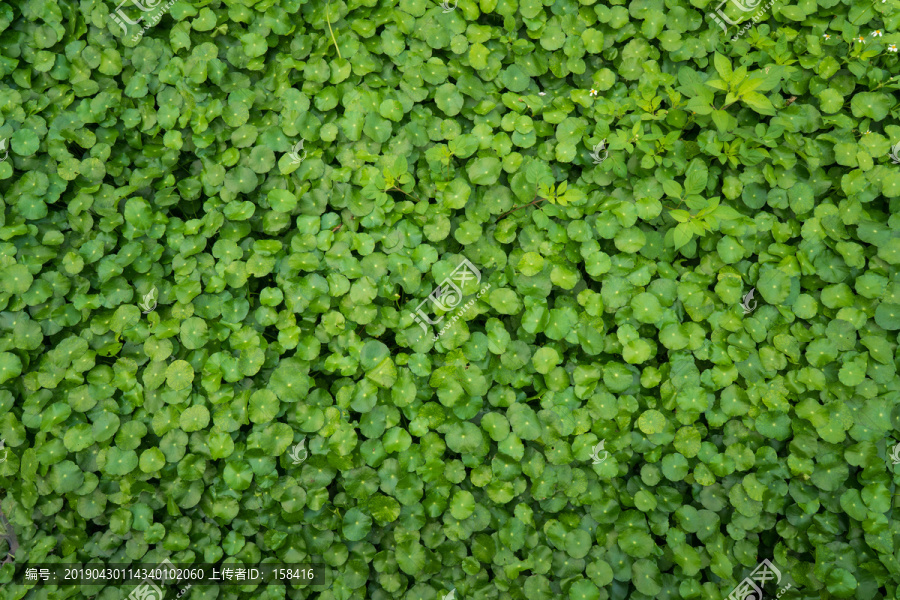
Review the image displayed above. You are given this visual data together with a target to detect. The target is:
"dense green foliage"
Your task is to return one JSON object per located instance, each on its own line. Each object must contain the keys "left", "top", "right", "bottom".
{"left": 1, "top": 0, "right": 900, "bottom": 598}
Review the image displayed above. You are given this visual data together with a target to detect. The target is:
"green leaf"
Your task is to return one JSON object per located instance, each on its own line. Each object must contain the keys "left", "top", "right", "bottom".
{"left": 532, "top": 347, "right": 560, "bottom": 374}
{"left": 49, "top": 461, "right": 84, "bottom": 493}
{"left": 104, "top": 447, "right": 139, "bottom": 476}
{"left": 741, "top": 92, "right": 775, "bottom": 115}
{"left": 757, "top": 269, "right": 791, "bottom": 305}
{"left": 0, "top": 352, "right": 23, "bottom": 384}
{"left": 179, "top": 405, "right": 210, "bottom": 432}
{"left": 249, "top": 390, "right": 280, "bottom": 423}
{"left": 166, "top": 360, "right": 195, "bottom": 391}
{"left": 673, "top": 223, "right": 693, "bottom": 249}
{"left": 637, "top": 410, "right": 666, "bottom": 435}
{"left": 850, "top": 92, "right": 891, "bottom": 121}
{"left": 268, "top": 189, "right": 297, "bottom": 212}
{"left": 342, "top": 507, "right": 373, "bottom": 541}
{"left": 467, "top": 157, "right": 502, "bottom": 185}
{"left": 683, "top": 159, "right": 708, "bottom": 195}
{"left": 508, "top": 404, "right": 542, "bottom": 440}
{"left": 713, "top": 53, "right": 733, "bottom": 81}
{"left": 874, "top": 303, "right": 900, "bottom": 330}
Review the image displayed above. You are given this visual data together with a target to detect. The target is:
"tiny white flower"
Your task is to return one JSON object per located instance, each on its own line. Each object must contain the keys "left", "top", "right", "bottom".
{"left": 589, "top": 89, "right": 598, "bottom": 97}
{"left": 822, "top": 33, "right": 830, "bottom": 39}
{"left": 858, "top": 35, "right": 866, "bottom": 43}
{"left": 872, "top": 30, "right": 883, "bottom": 37}
{"left": 889, "top": 43, "right": 898, "bottom": 52}
{"left": 538, "top": 91, "right": 546, "bottom": 96}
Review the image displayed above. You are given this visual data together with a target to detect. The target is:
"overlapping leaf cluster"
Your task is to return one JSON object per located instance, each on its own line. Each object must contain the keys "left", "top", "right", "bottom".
{"left": 1, "top": 0, "right": 900, "bottom": 598}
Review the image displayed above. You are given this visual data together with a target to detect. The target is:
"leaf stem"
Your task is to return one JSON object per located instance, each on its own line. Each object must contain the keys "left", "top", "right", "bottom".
{"left": 497, "top": 195, "right": 545, "bottom": 220}
{"left": 386, "top": 186, "right": 421, "bottom": 203}
{"left": 325, "top": 0, "right": 342, "bottom": 60}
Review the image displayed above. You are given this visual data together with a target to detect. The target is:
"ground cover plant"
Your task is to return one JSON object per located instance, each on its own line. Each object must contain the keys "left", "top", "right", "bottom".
{"left": 1, "top": 0, "right": 900, "bottom": 598}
